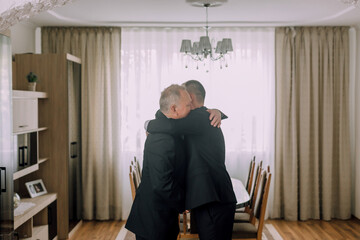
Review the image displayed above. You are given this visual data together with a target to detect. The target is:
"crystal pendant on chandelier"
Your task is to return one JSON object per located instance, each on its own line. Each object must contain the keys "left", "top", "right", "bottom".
{"left": 180, "top": 1, "right": 233, "bottom": 70}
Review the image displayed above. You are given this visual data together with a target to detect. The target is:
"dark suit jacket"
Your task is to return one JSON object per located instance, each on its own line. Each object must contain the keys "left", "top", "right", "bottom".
{"left": 147, "top": 107, "right": 236, "bottom": 210}
{"left": 125, "top": 112, "right": 186, "bottom": 239}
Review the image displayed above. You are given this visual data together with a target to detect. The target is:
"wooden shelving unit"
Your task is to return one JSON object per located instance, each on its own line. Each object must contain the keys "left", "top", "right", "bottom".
{"left": 14, "top": 193, "right": 57, "bottom": 239}
{"left": 11, "top": 90, "right": 56, "bottom": 239}
{"left": 14, "top": 53, "right": 83, "bottom": 239}
{"left": 14, "top": 193, "right": 57, "bottom": 229}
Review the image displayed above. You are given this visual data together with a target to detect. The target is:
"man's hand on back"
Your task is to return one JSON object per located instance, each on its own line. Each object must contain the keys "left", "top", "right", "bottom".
{"left": 207, "top": 109, "right": 222, "bottom": 128}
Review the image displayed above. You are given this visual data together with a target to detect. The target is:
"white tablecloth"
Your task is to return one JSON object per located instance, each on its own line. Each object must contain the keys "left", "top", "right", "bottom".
{"left": 231, "top": 178, "right": 250, "bottom": 208}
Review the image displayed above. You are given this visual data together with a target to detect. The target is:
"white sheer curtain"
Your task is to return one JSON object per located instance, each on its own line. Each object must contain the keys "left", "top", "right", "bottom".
{"left": 120, "top": 27, "right": 275, "bottom": 219}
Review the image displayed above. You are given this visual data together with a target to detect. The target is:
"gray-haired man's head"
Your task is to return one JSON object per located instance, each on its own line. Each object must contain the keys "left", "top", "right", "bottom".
{"left": 159, "top": 84, "right": 192, "bottom": 119}
{"left": 183, "top": 80, "right": 206, "bottom": 109}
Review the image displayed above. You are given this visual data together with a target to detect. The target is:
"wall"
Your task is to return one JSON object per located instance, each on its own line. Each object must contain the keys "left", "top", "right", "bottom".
{"left": 9, "top": 21, "right": 36, "bottom": 54}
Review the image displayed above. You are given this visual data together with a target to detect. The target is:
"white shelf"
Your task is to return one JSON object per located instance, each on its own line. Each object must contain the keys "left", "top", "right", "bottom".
{"left": 13, "top": 164, "right": 39, "bottom": 181}
{"left": 14, "top": 127, "right": 48, "bottom": 135}
{"left": 38, "top": 158, "right": 49, "bottom": 164}
{"left": 38, "top": 127, "right": 48, "bottom": 132}
{"left": 13, "top": 90, "right": 47, "bottom": 99}
{"left": 66, "top": 53, "right": 81, "bottom": 64}
{"left": 14, "top": 193, "right": 57, "bottom": 229}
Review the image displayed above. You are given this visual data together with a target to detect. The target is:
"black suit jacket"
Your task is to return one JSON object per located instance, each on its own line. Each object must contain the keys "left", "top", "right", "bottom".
{"left": 125, "top": 112, "right": 186, "bottom": 239}
{"left": 147, "top": 107, "right": 236, "bottom": 210}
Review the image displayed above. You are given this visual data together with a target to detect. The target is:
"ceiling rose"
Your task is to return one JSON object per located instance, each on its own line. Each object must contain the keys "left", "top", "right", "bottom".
{"left": 186, "top": 0, "right": 227, "bottom": 7}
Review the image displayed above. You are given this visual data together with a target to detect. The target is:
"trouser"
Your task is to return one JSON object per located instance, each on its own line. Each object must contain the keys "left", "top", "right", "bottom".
{"left": 192, "top": 202, "right": 236, "bottom": 240}
{"left": 134, "top": 209, "right": 179, "bottom": 240}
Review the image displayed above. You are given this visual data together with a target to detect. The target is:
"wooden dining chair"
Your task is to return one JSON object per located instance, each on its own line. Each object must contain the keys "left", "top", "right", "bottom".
{"left": 131, "top": 159, "right": 142, "bottom": 187}
{"left": 129, "top": 165, "right": 136, "bottom": 201}
{"left": 234, "top": 163, "right": 263, "bottom": 224}
{"left": 232, "top": 170, "right": 272, "bottom": 240}
{"left": 134, "top": 156, "right": 142, "bottom": 179}
{"left": 129, "top": 165, "right": 140, "bottom": 201}
{"left": 249, "top": 160, "right": 262, "bottom": 202}
{"left": 245, "top": 156, "right": 256, "bottom": 194}
{"left": 236, "top": 160, "right": 262, "bottom": 214}
{"left": 177, "top": 211, "right": 199, "bottom": 240}
{"left": 248, "top": 160, "right": 262, "bottom": 204}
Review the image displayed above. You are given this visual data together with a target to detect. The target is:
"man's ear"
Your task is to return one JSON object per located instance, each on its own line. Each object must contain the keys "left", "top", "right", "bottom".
{"left": 170, "top": 104, "right": 177, "bottom": 115}
{"left": 189, "top": 93, "right": 196, "bottom": 102}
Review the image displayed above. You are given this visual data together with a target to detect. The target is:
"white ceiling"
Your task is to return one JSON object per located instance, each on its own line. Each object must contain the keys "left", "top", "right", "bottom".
{"left": 27, "top": 0, "right": 360, "bottom": 27}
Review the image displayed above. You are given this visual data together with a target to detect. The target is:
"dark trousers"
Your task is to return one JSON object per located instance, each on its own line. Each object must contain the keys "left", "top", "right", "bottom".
{"left": 192, "top": 202, "right": 236, "bottom": 240}
{"left": 134, "top": 209, "right": 179, "bottom": 240}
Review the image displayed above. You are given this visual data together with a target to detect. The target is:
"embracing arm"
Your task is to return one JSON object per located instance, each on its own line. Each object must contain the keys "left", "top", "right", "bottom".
{"left": 147, "top": 108, "right": 227, "bottom": 135}
{"left": 147, "top": 109, "right": 205, "bottom": 135}
{"left": 207, "top": 109, "right": 228, "bottom": 128}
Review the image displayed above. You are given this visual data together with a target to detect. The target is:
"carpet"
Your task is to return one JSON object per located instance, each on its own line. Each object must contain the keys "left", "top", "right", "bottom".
{"left": 116, "top": 224, "right": 283, "bottom": 240}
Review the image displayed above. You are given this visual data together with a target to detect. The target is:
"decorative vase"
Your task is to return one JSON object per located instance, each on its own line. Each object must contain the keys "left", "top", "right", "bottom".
{"left": 28, "top": 82, "right": 36, "bottom": 91}
{"left": 14, "top": 193, "right": 21, "bottom": 209}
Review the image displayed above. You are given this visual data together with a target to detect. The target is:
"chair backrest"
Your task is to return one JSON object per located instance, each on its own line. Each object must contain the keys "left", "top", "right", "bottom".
{"left": 248, "top": 161, "right": 262, "bottom": 208}
{"left": 253, "top": 170, "right": 266, "bottom": 218}
{"left": 134, "top": 156, "right": 142, "bottom": 179}
{"left": 245, "top": 157, "right": 256, "bottom": 193}
{"left": 131, "top": 157, "right": 141, "bottom": 186}
{"left": 129, "top": 165, "right": 137, "bottom": 200}
{"left": 253, "top": 170, "right": 272, "bottom": 237}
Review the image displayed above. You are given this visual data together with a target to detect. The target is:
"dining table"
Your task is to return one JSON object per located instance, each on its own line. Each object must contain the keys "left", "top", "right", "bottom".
{"left": 231, "top": 177, "right": 250, "bottom": 208}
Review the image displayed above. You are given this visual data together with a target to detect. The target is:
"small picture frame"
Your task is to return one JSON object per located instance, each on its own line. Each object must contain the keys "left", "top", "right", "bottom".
{"left": 25, "top": 179, "right": 47, "bottom": 198}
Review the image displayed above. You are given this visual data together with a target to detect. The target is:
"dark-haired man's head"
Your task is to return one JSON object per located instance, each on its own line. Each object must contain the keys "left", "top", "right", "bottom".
{"left": 183, "top": 80, "right": 206, "bottom": 110}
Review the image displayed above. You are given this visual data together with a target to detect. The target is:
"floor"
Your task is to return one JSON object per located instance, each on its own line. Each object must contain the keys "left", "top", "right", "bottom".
{"left": 69, "top": 220, "right": 124, "bottom": 240}
{"left": 69, "top": 217, "right": 360, "bottom": 240}
{"left": 267, "top": 217, "right": 360, "bottom": 240}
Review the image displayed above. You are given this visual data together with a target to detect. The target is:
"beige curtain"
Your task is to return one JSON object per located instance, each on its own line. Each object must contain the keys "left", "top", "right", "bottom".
{"left": 42, "top": 27, "right": 122, "bottom": 220}
{"left": 273, "top": 27, "right": 351, "bottom": 221}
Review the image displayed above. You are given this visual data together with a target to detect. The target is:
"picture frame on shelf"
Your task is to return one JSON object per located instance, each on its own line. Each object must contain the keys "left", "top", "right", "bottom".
{"left": 25, "top": 179, "right": 47, "bottom": 198}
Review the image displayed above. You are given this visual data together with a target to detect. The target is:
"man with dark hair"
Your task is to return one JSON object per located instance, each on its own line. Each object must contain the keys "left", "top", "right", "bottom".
{"left": 147, "top": 80, "right": 236, "bottom": 240}
{"left": 183, "top": 80, "right": 206, "bottom": 106}
{"left": 125, "top": 84, "right": 191, "bottom": 240}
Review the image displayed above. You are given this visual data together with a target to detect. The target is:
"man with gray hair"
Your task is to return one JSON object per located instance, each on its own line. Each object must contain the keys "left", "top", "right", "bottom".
{"left": 126, "top": 84, "right": 191, "bottom": 240}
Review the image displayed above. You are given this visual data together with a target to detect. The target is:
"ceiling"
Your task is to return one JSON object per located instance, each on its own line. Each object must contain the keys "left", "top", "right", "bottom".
{"left": 27, "top": 0, "right": 360, "bottom": 27}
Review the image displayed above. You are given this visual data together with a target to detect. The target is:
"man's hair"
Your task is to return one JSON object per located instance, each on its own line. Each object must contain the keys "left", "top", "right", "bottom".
{"left": 159, "top": 84, "right": 186, "bottom": 113}
{"left": 183, "top": 80, "right": 206, "bottom": 104}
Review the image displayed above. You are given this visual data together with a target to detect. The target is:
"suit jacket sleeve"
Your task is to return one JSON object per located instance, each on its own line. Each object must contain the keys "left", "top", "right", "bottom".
{"left": 220, "top": 110, "right": 228, "bottom": 120}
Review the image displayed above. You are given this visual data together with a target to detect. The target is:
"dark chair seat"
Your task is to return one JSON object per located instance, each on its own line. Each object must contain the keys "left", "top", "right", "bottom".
{"left": 232, "top": 223, "right": 258, "bottom": 238}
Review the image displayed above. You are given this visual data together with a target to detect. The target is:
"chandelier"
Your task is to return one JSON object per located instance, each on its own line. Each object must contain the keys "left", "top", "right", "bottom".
{"left": 180, "top": 2, "right": 233, "bottom": 69}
